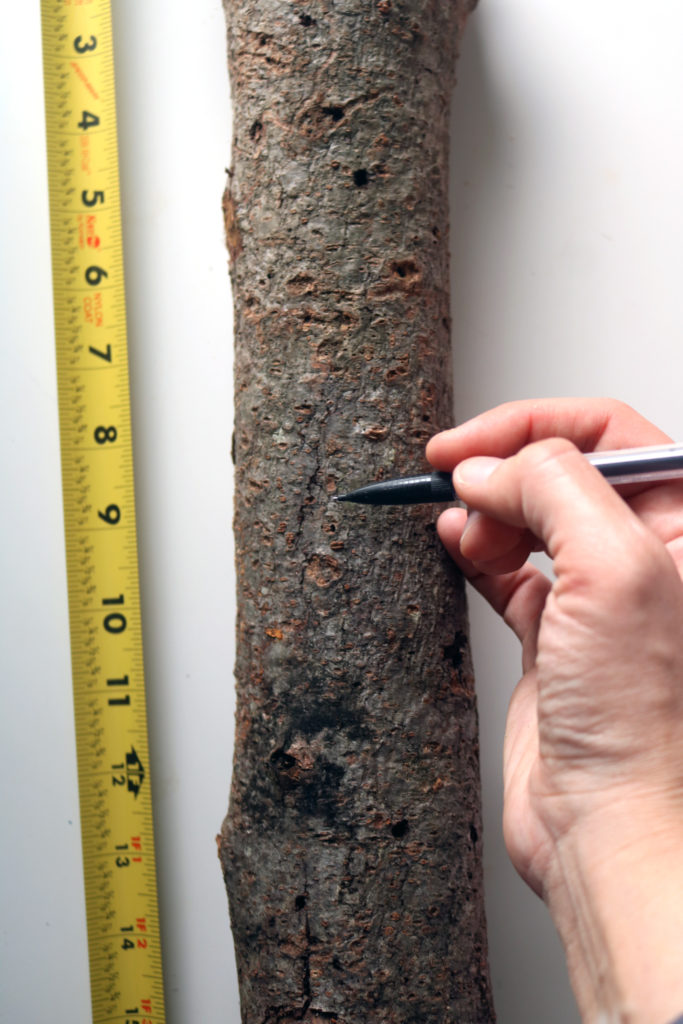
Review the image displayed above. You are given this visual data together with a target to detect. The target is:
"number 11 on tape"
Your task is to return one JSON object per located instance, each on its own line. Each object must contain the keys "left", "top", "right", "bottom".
{"left": 40, "top": 2, "right": 166, "bottom": 1020}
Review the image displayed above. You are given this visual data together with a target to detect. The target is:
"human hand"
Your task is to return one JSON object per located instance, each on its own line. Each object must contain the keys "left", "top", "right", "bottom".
{"left": 427, "top": 398, "right": 683, "bottom": 1022}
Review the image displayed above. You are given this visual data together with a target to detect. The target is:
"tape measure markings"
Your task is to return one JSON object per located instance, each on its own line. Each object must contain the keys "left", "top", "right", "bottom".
{"left": 41, "top": 2, "right": 165, "bottom": 1021}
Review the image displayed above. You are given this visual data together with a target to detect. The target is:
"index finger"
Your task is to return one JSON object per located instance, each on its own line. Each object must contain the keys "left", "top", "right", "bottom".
{"left": 426, "top": 397, "right": 672, "bottom": 470}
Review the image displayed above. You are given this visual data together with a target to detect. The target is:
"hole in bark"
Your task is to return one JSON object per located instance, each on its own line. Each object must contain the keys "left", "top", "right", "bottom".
{"left": 443, "top": 632, "right": 468, "bottom": 669}
{"left": 295, "top": 894, "right": 307, "bottom": 910}
{"left": 323, "top": 105, "right": 344, "bottom": 122}
{"left": 270, "top": 748, "right": 296, "bottom": 771}
{"left": 299, "top": 12, "right": 316, "bottom": 26}
{"left": 384, "top": 351, "right": 410, "bottom": 383}
{"left": 353, "top": 168, "right": 369, "bottom": 187}
{"left": 390, "top": 819, "right": 409, "bottom": 838}
{"left": 470, "top": 823, "right": 479, "bottom": 844}
{"left": 285, "top": 271, "right": 315, "bottom": 295}
{"left": 249, "top": 120, "right": 263, "bottom": 141}
{"left": 391, "top": 258, "right": 418, "bottom": 279}
{"left": 332, "top": 956, "right": 343, "bottom": 970}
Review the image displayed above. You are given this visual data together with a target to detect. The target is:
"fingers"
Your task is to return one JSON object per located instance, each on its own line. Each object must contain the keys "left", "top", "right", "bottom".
{"left": 428, "top": 398, "right": 683, "bottom": 557}
{"left": 452, "top": 438, "right": 654, "bottom": 578}
{"left": 426, "top": 397, "right": 672, "bottom": 471}
{"left": 437, "top": 506, "right": 551, "bottom": 662}
{"left": 437, "top": 438, "right": 682, "bottom": 665}
{"left": 460, "top": 510, "right": 537, "bottom": 575}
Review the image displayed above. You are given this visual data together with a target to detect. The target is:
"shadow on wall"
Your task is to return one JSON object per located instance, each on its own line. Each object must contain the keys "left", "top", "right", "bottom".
{"left": 450, "top": 14, "right": 518, "bottom": 424}
{"left": 447, "top": 16, "right": 581, "bottom": 1024}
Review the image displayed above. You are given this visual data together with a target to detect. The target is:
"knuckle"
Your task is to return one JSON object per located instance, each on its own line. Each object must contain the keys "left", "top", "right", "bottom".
{"left": 595, "top": 395, "right": 631, "bottom": 416}
{"left": 519, "top": 437, "right": 580, "bottom": 475}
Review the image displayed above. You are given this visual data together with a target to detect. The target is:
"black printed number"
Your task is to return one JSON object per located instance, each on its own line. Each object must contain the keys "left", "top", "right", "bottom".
{"left": 94, "top": 425, "right": 117, "bottom": 445}
{"left": 85, "top": 265, "right": 108, "bottom": 286}
{"left": 89, "top": 344, "right": 112, "bottom": 363}
{"left": 74, "top": 35, "right": 97, "bottom": 53}
{"left": 98, "top": 504, "right": 121, "bottom": 525}
{"left": 78, "top": 110, "right": 100, "bottom": 132}
{"left": 82, "top": 190, "right": 104, "bottom": 207}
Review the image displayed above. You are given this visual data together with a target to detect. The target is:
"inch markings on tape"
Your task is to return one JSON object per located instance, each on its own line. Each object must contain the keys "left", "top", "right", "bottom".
{"left": 41, "top": 3, "right": 165, "bottom": 1021}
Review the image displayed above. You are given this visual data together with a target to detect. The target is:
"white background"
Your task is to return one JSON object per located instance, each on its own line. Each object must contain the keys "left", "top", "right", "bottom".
{"left": 2, "top": 1, "right": 683, "bottom": 1021}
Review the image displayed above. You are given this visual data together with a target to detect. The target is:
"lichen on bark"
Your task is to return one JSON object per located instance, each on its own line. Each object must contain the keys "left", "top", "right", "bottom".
{"left": 218, "top": 1, "right": 494, "bottom": 1021}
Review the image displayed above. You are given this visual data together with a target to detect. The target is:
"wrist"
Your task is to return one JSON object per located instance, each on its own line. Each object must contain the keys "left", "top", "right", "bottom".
{"left": 544, "top": 802, "right": 683, "bottom": 1023}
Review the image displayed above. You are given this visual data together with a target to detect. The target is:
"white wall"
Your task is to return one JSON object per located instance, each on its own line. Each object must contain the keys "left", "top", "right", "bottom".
{"left": 2, "top": 2, "right": 682, "bottom": 1021}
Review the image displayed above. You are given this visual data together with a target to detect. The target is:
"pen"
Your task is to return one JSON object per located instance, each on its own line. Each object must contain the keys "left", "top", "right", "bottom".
{"left": 333, "top": 442, "right": 683, "bottom": 506}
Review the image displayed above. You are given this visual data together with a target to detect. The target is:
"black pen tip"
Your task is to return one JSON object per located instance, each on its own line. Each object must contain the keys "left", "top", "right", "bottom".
{"left": 331, "top": 494, "right": 346, "bottom": 502}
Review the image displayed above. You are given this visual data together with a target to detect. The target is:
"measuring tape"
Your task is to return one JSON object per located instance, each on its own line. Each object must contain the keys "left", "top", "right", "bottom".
{"left": 41, "top": 2, "right": 165, "bottom": 1020}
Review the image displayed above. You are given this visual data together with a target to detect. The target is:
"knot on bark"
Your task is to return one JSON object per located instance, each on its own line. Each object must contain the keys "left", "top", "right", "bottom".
{"left": 368, "top": 256, "right": 423, "bottom": 301}
{"left": 267, "top": 737, "right": 346, "bottom": 825}
{"left": 305, "top": 553, "right": 342, "bottom": 588}
{"left": 269, "top": 739, "right": 315, "bottom": 791}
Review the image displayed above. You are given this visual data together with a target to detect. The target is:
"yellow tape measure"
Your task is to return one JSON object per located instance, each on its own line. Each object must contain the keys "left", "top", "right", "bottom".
{"left": 41, "top": 2, "right": 165, "bottom": 1020}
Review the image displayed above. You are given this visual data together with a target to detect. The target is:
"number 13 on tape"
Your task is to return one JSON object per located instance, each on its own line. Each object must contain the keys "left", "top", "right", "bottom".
{"left": 41, "top": 2, "right": 166, "bottom": 1021}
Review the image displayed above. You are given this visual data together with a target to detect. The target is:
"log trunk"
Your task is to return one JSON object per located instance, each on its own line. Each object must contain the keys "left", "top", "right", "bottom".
{"left": 218, "top": 1, "right": 494, "bottom": 1021}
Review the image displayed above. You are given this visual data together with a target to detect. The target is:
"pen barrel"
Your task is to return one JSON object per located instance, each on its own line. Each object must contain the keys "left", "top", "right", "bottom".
{"left": 429, "top": 470, "right": 457, "bottom": 501}
{"left": 588, "top": 442, "right": 683, "bottom": 485}
{"left": 340, "top": 471, "right": 456, "bottom": 504}
{"left": 383, "top": 472, "right": 456, "bottom": 504}
{"left": 358, "top": 474, "right": 439, "bottom": 504}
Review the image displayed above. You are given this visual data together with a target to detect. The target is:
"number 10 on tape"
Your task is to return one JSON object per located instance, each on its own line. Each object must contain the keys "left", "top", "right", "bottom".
{"left": 41, "top": 2, "right": 165, "bottom": 1021}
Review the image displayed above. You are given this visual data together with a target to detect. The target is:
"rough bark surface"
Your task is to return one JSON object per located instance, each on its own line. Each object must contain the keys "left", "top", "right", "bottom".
{"left": 218, "top": 1, "right": 494, "bottom": 1021}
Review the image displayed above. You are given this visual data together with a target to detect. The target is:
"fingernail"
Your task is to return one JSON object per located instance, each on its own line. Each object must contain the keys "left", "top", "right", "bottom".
{"left": 454, "top": 456, "right": 501, "bottom": 489}
{"left": 459, "top": 508, "right": 481, "bottom": 546}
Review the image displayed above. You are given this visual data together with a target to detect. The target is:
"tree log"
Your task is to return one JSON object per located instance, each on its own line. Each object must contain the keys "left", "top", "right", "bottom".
{"left": 218, "top": 1, "right": 494, "bottom": 1021}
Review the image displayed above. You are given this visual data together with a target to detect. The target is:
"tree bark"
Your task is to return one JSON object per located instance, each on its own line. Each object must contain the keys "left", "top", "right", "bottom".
{"left": 218, "top": 1, "right": 494, "bottom": 1021}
